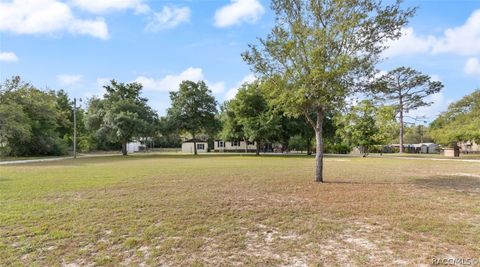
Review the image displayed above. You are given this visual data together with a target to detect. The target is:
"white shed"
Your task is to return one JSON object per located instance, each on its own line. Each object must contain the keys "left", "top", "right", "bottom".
{"left": 181, "top": 139, "right": 208, "bottom": 153}
{"left": 127, "top": 141, "right": 142, "bottom": 153}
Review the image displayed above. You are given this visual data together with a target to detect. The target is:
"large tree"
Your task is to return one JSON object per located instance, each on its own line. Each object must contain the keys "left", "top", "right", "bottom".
{"left": 167, "top": 80, "right": 218, "bottom": 155}
{"left": 220, "top": 101, "right": 248, "bottom": 152}
{"left": 371, "top": 67, "right": 443, "bottom": 152}
{"left": 0, "top": 76, "right": 68, "bottom": 156}
{"left": 85, "top": 80, "right": 158, "bottom": 155}
{"left": 243, "top": 0, "right": 414, "bottom": 182}
{"left": 228, "top": 82, "right": 280, "bottom": 155}
{"left": 430, "top": 89, "right": 480, "bottom": 145}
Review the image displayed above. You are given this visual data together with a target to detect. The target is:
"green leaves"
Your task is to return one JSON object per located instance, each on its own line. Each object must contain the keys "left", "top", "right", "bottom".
{"left": 371, "top": 67, "right": 444, "bottom": 112}
{"left": 166, "top": 80, "right": 218, "bottom": 139}
{"left": 336, "top": 100, "right": 399, "bottom": 151}
{"left": 0, "top": 76, "right": 69, "bottom": 156}
{"left": 221, "top": 82, "right": 281, "bottom": 146}
{"left": 430, "top": 90, "right": 480, "bottom": 145}
{"left": 243, "top": 0, "right": 413, "bottom": 123}
{"left": 85, "top": 80, "right": 158, "bottom": 153}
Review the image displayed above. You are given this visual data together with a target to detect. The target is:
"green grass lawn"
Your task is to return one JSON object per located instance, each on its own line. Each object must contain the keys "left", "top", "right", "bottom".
{"left": 1, "top": 154, "right": 479, "bottom": 266}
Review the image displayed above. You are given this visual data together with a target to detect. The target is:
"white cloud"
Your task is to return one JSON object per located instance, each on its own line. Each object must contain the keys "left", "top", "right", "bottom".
{"left": 464, "top": 57, "right": 480, "bottom": 76}
{"left": 209, "top": 82, "right": 226, "bottom": 94}
{"left": 71, "top": 0, "right": 150, "bottom": 14}
{"left": 225, "top": 74, "right": 256, "bottom": 100}
{"left": 0, "top": 0, "right": 109, "bottom": 39}
{"left": 0, "top": 52, "right": 19, "bottom": 62}
{"left": 69, "top": 18, "right": 108, "bottom": 39}
{"left": 432, "top": 9, "right": 480, "bottom": 55}
{"left": 383, "top": 28, "right": 436, "bottom": 57}
{"left": 135, "top": 67, "right": 225, "bottom": 94}
{"left": 406, "top": 92, "right": 450, "bottom": 121}
{"left": 430, "top": 74, "right": 442, "bottom": 82}
{"left": 57, "top": 74, "right": 83, "bottom": 86}
{"left": 145, "top": 6, "right": 190, "bottom": 32}
{"left": 84, "top": 77, "right": 110, "bottom": 98}
{"left": 385, "top": 9, "right": 480, "bottom": 57}
{"left": 214, "top": 0, "right": 264, "bottom": 28}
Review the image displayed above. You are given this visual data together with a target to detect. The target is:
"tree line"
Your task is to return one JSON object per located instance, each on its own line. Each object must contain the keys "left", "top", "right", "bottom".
{"left": 2, "top": 71, "right": 472, "bottom": 157}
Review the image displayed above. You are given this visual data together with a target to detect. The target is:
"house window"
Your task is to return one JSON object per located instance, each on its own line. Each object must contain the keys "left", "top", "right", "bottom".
{"left": 218, "top": 141, "right": 224, "bottom": 148}
{"left": 197, "top": 144, "right": 205, "bottom": 150}
{"left": 231, "top": 140, "right": 240, "bottom": 146}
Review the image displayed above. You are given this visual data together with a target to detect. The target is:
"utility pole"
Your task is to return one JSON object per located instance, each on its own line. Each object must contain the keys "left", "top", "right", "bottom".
{"left": 73, "top": 98, "right": 77, "bottom": 159}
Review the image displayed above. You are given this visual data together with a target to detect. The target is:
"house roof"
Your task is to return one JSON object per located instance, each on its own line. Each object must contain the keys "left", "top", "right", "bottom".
{"left": 183, "top": 139, "right": 207, "bottom": 143}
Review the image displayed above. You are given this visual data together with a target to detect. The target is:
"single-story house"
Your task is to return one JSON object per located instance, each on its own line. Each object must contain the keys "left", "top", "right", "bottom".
{"left": 458, "top": 140, "right": 480, "bottom": 154}
{"left": 214, "top": 140, "right": 282, "bottom": 153}
{"left": 182, "top": 139, "right": 208, "bottom": 153}
{"left": 214, "top": 140, "right": 257, "bottom": 152}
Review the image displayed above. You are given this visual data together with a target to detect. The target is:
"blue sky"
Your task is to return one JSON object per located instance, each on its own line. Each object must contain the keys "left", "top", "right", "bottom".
{"left": 1, "top": 0, "right": 479, "bottom": 121}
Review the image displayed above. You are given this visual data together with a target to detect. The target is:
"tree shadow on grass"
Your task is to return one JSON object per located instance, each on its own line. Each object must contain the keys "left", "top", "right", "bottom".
{"left": 323, "top": 181, "right": 410, "bottom": 185}
{"left": 414, "top": 175, "right": 480, "bottom": 194}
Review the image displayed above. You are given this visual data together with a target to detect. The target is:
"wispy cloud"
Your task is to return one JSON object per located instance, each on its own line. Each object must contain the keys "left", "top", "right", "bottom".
{"left": 135, "top": 67, "right": 225, "bottom": 94}
{"left": 57, "top": 74, "right": 83, "bottom": 86}
{"left": 0, "top": 52, "right": 19, "bottom": 62}
{"left": 145, "top": 6, "right": 191, "bottom": 32}
{"left": 214, "top": 0, "right": 264, "bottom": 28}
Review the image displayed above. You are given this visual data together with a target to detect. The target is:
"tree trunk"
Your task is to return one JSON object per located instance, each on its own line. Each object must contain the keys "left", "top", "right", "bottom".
{"left": 192, "top": 134, "right": 197, "bottom": 155}
{"left": 244, "top": 137, "right": 248, "bottom": 153}
{"left": 122, "top": 140, "right": 128, "bottom": 156}
{"left": 255, "top": 141, "right": 260, "bottom": 156}
{"left": 306, "top": 137, "right": 312, "bottom": 155}
{"left": 399, "top": 108, "right": 404, "bottom": 153}
{"left": 315, "top": 109, "right": 324, "bottom": 182}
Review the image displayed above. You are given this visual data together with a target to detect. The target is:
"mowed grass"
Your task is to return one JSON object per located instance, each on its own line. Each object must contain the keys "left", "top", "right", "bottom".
{"left": 1, "top": 154, "right": 479, "bottom": 266}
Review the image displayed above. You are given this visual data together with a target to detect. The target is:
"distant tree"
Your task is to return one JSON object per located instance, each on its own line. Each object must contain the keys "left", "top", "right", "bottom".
{"left": 55, "top": 90, "right": 89, "bottom": 151}
{"left": 154, "top": 117, "right": 182, "bottom": 148}
{"left": 0, "top": 102, "right": 31, "bottom": 154}
{"left": 371, "top": 67, "right": 443, "bottom": 152}
{"left": 337, "top": 100, "right": 394, "bottom": 156}
{"left": 85, "top": 80, "right": 158, "bottom": 155}
{"left": 167, "top": 80, "right": 218, "bottom": 155}
{"left": 228, "top": 82, "right": 280, "bottom": 155}
{"left": 430, "top": 89, "right": 480, "bottom": 145}
{"left": 243, "top": 0, "right": 414, "bottom": 182}
{"left": 0, "top": 76, "right": 68, "bottom": 156}
{"left": 403, "top": 124, "right": 433, "bottom": 144}
{"left": 220, "top": 101, "right": 248, "bottom": 152}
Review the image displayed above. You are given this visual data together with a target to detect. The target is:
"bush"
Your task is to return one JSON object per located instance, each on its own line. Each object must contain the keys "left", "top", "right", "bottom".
{"left": 324, "top": 143, "right": 351, "bottom": 154}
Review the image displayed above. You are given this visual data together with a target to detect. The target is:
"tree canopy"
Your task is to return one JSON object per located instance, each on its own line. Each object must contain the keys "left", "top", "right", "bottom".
{"left": 166, "top": 80, "right": 218, "bottom": 155}
{"left": 243, "top": 0, "right": 414, "bottom": 181}
{"left": 0, "top": 76, "right": 68, "bottom": 156}
{"left": 371, "top": 67, "right": 443, "bottom": 152}
{"left": 430, "top": 89, "right": 480, "bottom": 145}
{"left": 85, "top": 80, "right": 158, "bottom": 155}
{"left": 224, "top": 82, "right": 280, "bottom": 155}
{"left": 336, "top": 100, "right": 396, "bottom": 155}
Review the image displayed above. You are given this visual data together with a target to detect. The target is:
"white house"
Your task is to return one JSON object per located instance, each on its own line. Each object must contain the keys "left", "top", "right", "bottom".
{"left": 458, "top": 140, "right": 480, "bottom": 154}
{"left": 214, "top": 140, "right": 257, "bottom": 152}
{"left": 182, "top": 139, "right": 208, "bottom": 153}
